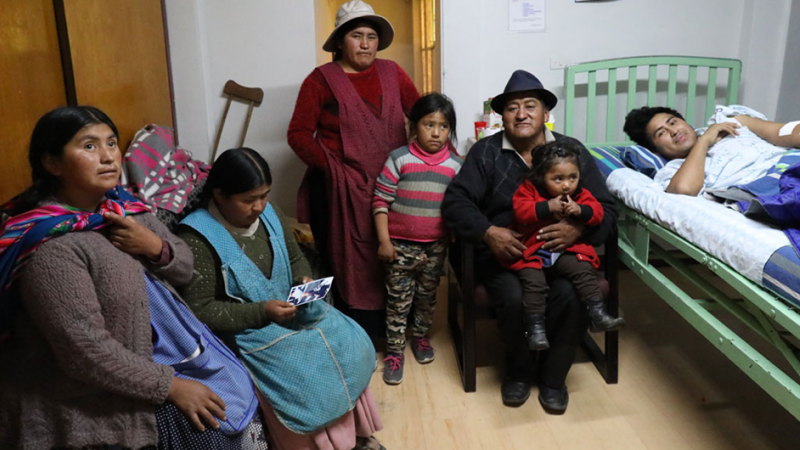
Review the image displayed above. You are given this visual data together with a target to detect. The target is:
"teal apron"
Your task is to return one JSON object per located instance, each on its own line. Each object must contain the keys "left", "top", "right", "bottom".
{"left": 181, "top": 204, "right": 375, "bottom": 434}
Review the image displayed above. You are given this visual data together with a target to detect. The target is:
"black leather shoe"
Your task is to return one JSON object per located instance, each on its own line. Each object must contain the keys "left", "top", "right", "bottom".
{"left": 501, "top": 378, "right": 531, "bottom": 407}
{"left": 538, "top": 384, "right": 569, "bottom": 414}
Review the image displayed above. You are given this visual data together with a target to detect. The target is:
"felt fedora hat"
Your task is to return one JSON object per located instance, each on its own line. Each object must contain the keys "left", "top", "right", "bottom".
{"left": 322, "top": 0, "right": 394, "bottom": 52}
{"left": 491, "top": 70, "right": 558, "bottom": 114}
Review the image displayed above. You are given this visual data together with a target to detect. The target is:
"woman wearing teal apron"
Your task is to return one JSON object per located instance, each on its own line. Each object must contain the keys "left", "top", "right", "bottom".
{"left": 177, "top": 148, "right": 384, "bottom": 450}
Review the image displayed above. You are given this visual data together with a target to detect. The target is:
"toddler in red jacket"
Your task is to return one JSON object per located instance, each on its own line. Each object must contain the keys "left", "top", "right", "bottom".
{"left": 510, "top": 141, "right": 625, "bottom": 351}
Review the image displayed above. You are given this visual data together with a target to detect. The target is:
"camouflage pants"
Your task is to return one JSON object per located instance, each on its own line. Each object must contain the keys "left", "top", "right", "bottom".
{"left": 384, "top": 238, "right": 448, "bottom": 353}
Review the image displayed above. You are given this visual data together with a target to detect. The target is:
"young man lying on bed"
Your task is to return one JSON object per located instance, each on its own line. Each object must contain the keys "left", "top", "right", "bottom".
{"left": 623, "top": 105, "right": 800, "bottom": 196}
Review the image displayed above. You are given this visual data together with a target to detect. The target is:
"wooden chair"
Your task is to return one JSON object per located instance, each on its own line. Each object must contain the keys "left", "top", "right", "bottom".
{"left": 210, "top": 80, "right": 264, "bottom": 163}
{"left": 447, "top": 230, "right": 620, "bottom": 392}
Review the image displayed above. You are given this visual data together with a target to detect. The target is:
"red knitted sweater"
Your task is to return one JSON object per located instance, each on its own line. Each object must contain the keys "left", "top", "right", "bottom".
{"left": 287, "top": 62, "right": 419, "bottom": 169}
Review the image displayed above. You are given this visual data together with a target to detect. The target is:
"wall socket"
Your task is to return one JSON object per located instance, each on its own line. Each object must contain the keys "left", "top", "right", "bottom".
{"left": 550, "top": 57, "right": 570, "bottom": 70}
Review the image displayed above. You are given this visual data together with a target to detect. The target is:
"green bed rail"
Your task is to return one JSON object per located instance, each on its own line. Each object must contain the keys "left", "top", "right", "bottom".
{"left": 617, "top": 206, "right": 800, "bottom": 421}
{"left": 564, "top": 56, "right": 742, "bottom": 147}
{"left": 564, "top": 55, "right": 800, "bottom": 421}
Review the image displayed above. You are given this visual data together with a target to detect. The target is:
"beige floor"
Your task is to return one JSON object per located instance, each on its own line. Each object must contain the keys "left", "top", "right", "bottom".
{"left": 370, "top": 268, "right": 800, "bottom": 450}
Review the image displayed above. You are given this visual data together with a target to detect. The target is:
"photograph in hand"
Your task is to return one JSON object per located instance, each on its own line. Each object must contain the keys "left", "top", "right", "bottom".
{"left": 287, "top": 277, "right": 334, "bottom": 306}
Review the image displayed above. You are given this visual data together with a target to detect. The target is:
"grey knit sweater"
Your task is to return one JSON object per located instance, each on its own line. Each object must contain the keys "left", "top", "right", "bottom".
{"left": 0, "top": 212, "right": 191, "bottom": 450}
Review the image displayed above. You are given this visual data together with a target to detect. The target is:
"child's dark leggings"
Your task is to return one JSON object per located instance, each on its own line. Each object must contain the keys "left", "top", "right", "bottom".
{"left": 518, "top": 254, "right": 601, "bottom": 316}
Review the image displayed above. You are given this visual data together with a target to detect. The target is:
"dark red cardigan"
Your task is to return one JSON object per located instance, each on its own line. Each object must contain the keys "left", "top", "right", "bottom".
{"left": 508, "top": 180, "right": 604, "bottom": 271}
{"left": 287, "top": 62, "right": 420, "bottom": 170}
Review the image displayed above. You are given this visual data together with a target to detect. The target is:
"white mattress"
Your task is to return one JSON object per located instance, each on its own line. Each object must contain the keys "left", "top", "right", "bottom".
{"left": 606, "top": 168, "right": 791, "bottom": 284}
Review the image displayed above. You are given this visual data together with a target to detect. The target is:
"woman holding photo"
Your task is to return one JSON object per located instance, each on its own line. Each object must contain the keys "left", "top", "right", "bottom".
{"left": 176, "top": 148, "right": 386, "bottom": 450}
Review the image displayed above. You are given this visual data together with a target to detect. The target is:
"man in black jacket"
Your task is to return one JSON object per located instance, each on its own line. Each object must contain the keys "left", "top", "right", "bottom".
{"left": 442, "top": 70, "right": 617, "bottom": 413}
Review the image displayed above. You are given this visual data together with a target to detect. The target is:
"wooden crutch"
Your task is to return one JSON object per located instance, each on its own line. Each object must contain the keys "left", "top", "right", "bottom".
{"left": 210, "top": 80, "right": 264, "bottom": 163}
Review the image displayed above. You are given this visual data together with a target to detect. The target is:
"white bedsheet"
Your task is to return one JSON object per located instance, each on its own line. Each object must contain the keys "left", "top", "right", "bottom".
{"left": 607, "top": 168, "right": 791, "bottom": 284}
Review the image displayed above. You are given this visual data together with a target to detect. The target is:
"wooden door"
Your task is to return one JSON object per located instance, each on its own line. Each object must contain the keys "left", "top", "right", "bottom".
{"left": 0, "top": 0, "right": 67, "bottom": 203}
{"left": 61, "top": 0, "right": 174, "bottom": 148}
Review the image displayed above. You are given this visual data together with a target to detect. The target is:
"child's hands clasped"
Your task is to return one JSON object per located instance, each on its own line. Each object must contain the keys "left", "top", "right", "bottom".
{"left": 377, "top": 240, "right": 397, "bottom": 263}
{"left": 562, "top": 194, "right": 581, "bottom": 217}
{"left": 548, "top": 194, "right": 581, "bottom": 220}
{"left": 547, "top": 196, "right": 565, "bottom": 221}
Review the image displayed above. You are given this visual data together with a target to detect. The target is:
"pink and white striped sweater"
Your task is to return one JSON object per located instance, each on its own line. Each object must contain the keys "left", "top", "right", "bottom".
{"left": 373, "top": 141, "right": 462, "bottom": 242}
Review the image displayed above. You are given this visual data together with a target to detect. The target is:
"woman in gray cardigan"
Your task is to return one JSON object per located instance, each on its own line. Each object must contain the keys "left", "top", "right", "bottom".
{"left": 0, "top": 107, "right": 263, "bottom": 450}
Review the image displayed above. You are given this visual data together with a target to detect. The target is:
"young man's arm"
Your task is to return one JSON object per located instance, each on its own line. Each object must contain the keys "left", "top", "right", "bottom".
{"left": 666, "top": 122, "right": 740, "bottom": 196}
{"left": 734, "top": 115, "right": 800, "bottom": 149}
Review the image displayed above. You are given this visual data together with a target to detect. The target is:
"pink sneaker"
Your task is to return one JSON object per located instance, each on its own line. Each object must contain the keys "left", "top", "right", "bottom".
{"left": 383, "top": 353, "right": 404, "bottom": 385}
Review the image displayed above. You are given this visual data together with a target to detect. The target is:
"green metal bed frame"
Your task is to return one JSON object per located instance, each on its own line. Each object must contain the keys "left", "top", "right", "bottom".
{"left": 563, "top": 56, "right": 800, "bottom": 420}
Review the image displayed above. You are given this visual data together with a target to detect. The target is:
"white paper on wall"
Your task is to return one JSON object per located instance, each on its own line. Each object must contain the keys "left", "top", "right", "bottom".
{"left": 508, "top": 0, "right": 545, "bottom": 33}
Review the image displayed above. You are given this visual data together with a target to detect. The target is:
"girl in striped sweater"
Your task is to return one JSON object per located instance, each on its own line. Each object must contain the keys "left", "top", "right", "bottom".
{"left": 373, "top": 93, "right": 462, "bottom": 385}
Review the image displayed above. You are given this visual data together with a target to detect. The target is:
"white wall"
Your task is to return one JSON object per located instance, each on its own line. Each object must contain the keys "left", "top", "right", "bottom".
{"left": 165, "top": 2, "right": 212, "bottom": 159}
{"left": 776, "top": 0, "right": 800, "bottom": 122}
{"left": 166, "top": 0, "right": 795, "bottom": 213}
{"left": 738, "top": 0, "right": 791, "bottom": 117}
{"left": 441, "top": 0, "right": 792, "bottom": 154}
{"left": 165, "top": 0, "right": 317, "bottom": 217}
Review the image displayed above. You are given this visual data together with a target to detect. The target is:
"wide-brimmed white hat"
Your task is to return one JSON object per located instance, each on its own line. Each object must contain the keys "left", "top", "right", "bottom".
{"left": 322, "top": 0, "right": 394, "bottom": 52}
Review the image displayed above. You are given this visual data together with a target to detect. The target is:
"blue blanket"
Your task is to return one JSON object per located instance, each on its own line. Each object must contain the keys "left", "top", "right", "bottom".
{"left": 738, "top": 157, "right": 800, "bottom": 258}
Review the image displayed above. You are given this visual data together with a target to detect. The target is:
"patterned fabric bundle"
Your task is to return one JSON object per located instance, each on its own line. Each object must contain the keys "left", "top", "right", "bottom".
{"left": 120, "top": 124, "right": 210, "bottom": 214}
{"left": 0, "top": 187, "right": 151, "bottom": 339}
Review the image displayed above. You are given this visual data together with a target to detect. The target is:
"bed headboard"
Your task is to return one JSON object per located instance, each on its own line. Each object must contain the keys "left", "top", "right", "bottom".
{"left": 563, "top": 56, "right": 742, "bottom": 148}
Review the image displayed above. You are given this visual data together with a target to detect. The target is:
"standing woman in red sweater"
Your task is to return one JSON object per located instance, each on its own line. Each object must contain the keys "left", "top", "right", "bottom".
{"left": 287, "top": 0, "right": 419, "bottom": 333}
